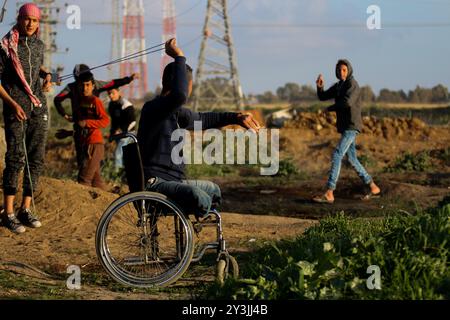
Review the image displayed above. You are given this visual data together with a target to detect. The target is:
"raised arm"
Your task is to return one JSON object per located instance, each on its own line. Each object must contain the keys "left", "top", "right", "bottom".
{"left": 143, "top": 38, "right": 188, "bottom": 121}
{"left": 316, "top": 74, "right": 337, "bottom": 101}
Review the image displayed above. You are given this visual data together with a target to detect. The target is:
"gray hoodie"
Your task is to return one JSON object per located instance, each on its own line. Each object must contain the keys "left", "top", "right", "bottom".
{"left": 317, "top": 59, "right": 362, "bottom": 133}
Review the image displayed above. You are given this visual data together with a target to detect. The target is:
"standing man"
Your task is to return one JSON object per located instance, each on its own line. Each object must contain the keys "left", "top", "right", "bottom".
{"left": 0, "top": 3, "right": 53, "bottom": 234}
{"left": 313, "top": 59, "right": 381, "bottom": 204}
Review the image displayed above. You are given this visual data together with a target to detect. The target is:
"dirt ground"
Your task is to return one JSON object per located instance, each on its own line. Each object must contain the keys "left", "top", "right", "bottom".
{"left": 0, "top": 177, "right": 317, "bottom": 299}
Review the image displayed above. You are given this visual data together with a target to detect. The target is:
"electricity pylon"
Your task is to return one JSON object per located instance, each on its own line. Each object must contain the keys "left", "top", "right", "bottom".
{"left": 192, "top": 0, "right": 244, "bottom": 111}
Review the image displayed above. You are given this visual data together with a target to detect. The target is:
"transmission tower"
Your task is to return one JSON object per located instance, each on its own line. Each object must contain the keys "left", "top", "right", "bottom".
{"left": 109, "top": 0, "right": 121, "bottom": 79}
{"left": 161, "top": 0, "right": 177, "bottom": 76}
{"left": 192, "top": 0, "right": 244, "bottom": 111}
{"left": 120, "top": 0, "right": 148, "bottom": 99}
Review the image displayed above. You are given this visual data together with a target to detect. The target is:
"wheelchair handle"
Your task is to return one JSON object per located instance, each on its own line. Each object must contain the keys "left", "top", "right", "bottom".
{"left": 109, "top": 132, "right": 138, "bottom": 144}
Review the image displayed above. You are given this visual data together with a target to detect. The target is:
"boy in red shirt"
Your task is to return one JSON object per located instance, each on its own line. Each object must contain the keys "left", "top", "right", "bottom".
{"left": 76, "top": 72, "right": 110, "bottom": 189}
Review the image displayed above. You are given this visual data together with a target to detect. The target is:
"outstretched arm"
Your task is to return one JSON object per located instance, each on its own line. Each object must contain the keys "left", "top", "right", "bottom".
{"left": 96, "top": 73, "right": 139, "bottom": 94}
{"left": 179, "top": 108, "right": 262, "bottom": 132}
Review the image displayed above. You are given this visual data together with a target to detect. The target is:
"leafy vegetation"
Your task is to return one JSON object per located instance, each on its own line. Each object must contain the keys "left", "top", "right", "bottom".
{"left": 203, "top": 197, "right": 450, "bottom": 300}
{"left": 385, "top": 151, "right": 433, "bottom": 173}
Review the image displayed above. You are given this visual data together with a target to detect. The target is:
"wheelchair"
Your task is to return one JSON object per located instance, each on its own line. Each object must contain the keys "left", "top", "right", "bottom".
{"left": 95, "top": 133, "right": 239, "bottom": 288}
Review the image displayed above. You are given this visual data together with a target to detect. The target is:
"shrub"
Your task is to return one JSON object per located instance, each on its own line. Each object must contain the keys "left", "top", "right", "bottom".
{"left": 275, "top": 158, "right": 299, "bottom": 177}
{"left": 385, "top": 151, "right": 432, "bottom": 173}
{"left": 203, "top": 199, "right": 450, "bottom": 300}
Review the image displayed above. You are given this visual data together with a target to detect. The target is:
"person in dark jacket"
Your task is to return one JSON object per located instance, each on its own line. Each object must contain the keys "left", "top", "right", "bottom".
{"left": 54, "top": 64, "right": 138, "bottom": 168}
{"left": 106, "top": 87, "right": 136, "bottom": 171}
{"left": 138, "top": 38, "right": 261, "bottom": 219}
{"left": 0, "top": 3, "right": 53, "bottom": 234}
{"left": 313, "top": 59, "right": 380, "bottom": 204}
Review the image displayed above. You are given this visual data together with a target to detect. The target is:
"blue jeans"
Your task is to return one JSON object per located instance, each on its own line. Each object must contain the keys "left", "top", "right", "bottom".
{"left": 146, "top": 177, "right": 222, "bottom": 218}
{"left": 114, "top": 137, "right": 133, "bottom": 170}
{"left": 327, "top": 130, "right": 372, "bottom": 190}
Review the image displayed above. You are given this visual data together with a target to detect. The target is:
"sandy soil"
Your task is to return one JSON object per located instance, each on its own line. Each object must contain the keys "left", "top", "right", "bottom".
{"left": 0, "top": 177, "right": 315, "bottom": 271}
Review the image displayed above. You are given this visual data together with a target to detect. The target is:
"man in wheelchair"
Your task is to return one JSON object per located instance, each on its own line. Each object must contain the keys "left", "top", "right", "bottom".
{"left": 137, "top": 38, "right": 261, "bottom": 220}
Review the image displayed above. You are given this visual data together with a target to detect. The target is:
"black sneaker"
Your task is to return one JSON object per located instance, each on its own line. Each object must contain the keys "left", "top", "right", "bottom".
{"left": 2, "top": 211, "right": 26, "bottom": 234}
{"left": 17, "top": 208, "right": 42, "bottom": 228}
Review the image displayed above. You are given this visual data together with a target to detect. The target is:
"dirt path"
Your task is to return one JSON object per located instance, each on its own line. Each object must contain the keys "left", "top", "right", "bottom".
{"left": 0, "top": 177, "right": 315, "bottom": 267}
{"left": 0, "top": 177, "right": 317, "bottom": 299}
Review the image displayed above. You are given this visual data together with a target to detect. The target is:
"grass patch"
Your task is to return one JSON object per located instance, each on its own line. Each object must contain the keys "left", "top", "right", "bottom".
{"left": 385, "top": 151, "right": 433, "bottom": 173}
{"left": 202, "top": 197, "right": 450, "bottom": 300}
{"left": 0, "top": 271, "right": 78, "bottom": 300}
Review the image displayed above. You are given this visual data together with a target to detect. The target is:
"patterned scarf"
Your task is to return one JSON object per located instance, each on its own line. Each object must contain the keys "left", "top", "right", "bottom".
{"left": 1, "top": 25, "right": 42, "bottom": 107}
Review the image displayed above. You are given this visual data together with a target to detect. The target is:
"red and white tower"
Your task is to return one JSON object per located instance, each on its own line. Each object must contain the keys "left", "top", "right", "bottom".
{"left": 161, "top": 0, "right": 177, "bottom": 75}
{"left": 120, "top": 0, "right": 148, "bottom": 99}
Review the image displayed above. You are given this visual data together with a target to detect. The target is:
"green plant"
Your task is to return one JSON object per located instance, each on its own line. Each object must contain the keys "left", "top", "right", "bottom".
{"left": 358, "top": 154, "right": 376, "bottom": 168}
{"left": 276, "top": 158, "right": 299, "bottom": 177}
{"left": 437, "top": 147, "right": 450, "bottom": 166}
{"left": 203, "top": 199, "right": 450, "bottom": 300}
{"left": 385, "top": 151, "right": 432, "bottom": 173}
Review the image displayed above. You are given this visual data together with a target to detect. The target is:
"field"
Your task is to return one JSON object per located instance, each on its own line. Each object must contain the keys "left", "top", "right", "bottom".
{"left": 0, "top": 102, "right": 448, "bottom": 300}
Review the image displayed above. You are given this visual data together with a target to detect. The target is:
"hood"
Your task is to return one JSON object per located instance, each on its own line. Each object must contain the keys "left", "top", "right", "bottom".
{"left": 335, "top": 59, "right": 353, "bottom": 81}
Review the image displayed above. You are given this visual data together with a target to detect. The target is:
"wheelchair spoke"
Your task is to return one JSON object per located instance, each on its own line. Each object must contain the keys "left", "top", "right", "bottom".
{"left": 97, "top": 192, "right": 194, "bottom": 287}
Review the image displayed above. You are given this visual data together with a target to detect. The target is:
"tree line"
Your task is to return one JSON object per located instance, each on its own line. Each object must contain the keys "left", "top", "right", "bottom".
{"left": 250, "top": 83, "right": 450, "bottom": 104}
{"left": 139, "top": 78, "right": 449, "bottom": 105}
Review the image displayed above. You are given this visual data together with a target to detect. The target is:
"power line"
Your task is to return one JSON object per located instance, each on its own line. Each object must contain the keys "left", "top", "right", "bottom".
{"left": 229, "top": 0, "right": 244, "bottom": 12}
{"left": 58, "top": 43, "right": 165, "bottom": 82}
{"left": 85, "top": 20, "right": 450, "bottom": 29}
{"left": 57, "top": 34, "right": 202, "bottom": 83}
{"left": 175, "top": 0, "right": 203, "bottom": 18}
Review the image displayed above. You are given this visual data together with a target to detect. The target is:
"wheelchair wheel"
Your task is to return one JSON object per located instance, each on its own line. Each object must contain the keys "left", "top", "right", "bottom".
{"left": 96, "top": 191, "right": 194, "bottom": 287}
{"left": 216, "top": 255, "right": 239, "bottom": 286}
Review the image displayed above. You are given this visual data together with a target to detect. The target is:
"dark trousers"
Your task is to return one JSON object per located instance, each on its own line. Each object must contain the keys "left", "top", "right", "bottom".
{"left": 3, "top": 112, "right": 48, "bottom": 196}
{"left": 146, "top": 177, "right": 222, "bottom": 217}
{"left": 78, "top": 143, "right": 105, "bottom": 189}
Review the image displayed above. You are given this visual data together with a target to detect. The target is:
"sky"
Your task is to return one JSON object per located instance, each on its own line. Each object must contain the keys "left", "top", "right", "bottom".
{"left": 1, "top": 0, "right": 450, "bottom": 96}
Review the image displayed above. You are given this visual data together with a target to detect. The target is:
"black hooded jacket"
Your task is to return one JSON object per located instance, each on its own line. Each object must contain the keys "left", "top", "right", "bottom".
{"left": 317, "top": 59, "right": 362, "bottom": 133}
{"left": 137, "top": 56, "right": 239, "bottom": 182}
